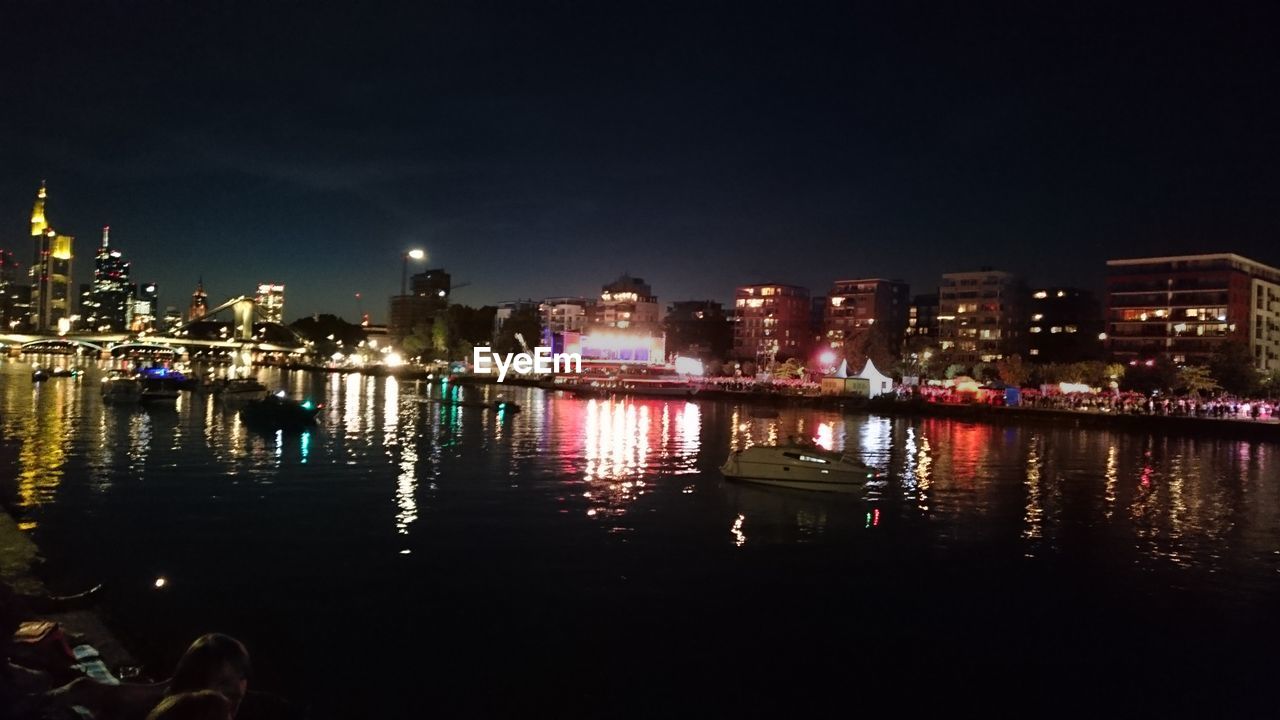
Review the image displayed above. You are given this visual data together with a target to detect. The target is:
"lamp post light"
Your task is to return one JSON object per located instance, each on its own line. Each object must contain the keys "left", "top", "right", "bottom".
{"left": 402, "top": 248, "right": 426, "bottom": 296}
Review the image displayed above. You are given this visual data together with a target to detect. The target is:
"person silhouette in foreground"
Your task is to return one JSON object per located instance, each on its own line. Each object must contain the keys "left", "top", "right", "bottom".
{"left": 145, "top": 691, "right": 233, "bottom": 720}
{"left": 166, "top": 634, "right": 251, "bottom": 716}
{"left": 44, "top": 633, "right": 251, "bottom": 720}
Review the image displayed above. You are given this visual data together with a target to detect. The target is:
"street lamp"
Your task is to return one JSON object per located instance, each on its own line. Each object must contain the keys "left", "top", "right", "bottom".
{"left": 401, "top": 248, "right": 426, "bottom": 296}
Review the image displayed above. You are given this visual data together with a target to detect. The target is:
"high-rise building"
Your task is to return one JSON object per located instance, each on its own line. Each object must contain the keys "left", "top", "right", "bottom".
{"left": 590, "top": 274, "right": 660, "bottom": 332}
{"left": 732, "top": 283, "right": 812, "bottom": 362}
{"left": 1027, "top": 287, "right": 1103, "bottom": 362}
{"left": 131, "top": 282, "right": 159, "bottom": 332}
{"left": 937, "top": 269, "right": 1028, "bottom": 365}
{"left": 162, "top": 306, "right": 182, "bottom": 332}
{"left": 1105, "top": 253, "right": 1280, "bottom": 371}
{"left": 82, "top": 226, "right": 134, "bottom": 332}
{"left": 822, "top": 278, "right": 910, "bottom": 352}
{"left": 256, "top": 283, "right": 286, "bottom": 324}
{"left": 188, "top": 278, "right": 208, "bottom": 321}
{"left": 389, "top": 268, "right": 452, "bottom": 337}
{"left": 28, "top": 182, "right": 75, "bottom": 332}
{"left": 0, "top": 248, "right": 30, "bottom": 329}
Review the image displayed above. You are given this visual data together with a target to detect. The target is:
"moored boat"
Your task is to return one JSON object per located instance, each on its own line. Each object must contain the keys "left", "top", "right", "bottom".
{"left": 101, "top": 372, "right": 142, "bottom": 404}
{"left": 720, "top": 443, "right": 882, "bottom": 493}
{"left": 137, "top": 367, "right": 182, "bottom": 403}
{"left": 241, "top": 392, "right": 322, "bottom": 429}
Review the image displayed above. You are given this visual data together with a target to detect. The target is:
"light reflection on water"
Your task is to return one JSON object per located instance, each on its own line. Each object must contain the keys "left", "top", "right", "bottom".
{"left": 0, "top": 357, "right": 1278, "bottom": 599}
{"left": 5, "top": 356, "right": 1280, "bottom": 715}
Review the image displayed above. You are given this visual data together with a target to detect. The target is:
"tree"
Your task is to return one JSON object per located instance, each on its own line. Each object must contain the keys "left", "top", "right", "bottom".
{"left": 1177, "top": 364, "right": 1220, "bottom": 397}
{"left": 493, "top": 307, "right": 542, "bottom": 356}
{"left": 996, "top": 354, "right": 1030, "bottom": 387}
{"left": 1125, "top": 357, "right": 1179, "bottom": 394}
{"left": 844, "top": 324, "right": 895, "bottom": 375}
{"left": 401, "top": 321, "right": 432, "bottom": 360}
{"left": 945, "top": 363, "right": 969, "bottom": 379}
{"left": 1209, "top": 341, "right": 1259, "bottom": 396}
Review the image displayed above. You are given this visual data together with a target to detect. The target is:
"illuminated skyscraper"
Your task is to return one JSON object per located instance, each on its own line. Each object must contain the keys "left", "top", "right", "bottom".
{"left": 130, "top": 282, "right": 159, "bottom": 332}
{"left": 188, "top": 278, "right": 208, "bottom": 321}
{"left": 83, "top": 226, "right": 134, "bottom": 331}
{"left": 28, "top": 182, "right": 75, "bottom": 332}
{"left": 255, "top": 282, "right": 285, "bottom": 323}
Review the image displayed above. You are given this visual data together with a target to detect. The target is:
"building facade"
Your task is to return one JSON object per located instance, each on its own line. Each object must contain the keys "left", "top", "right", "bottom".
{"left": 539, "top": 296, "right": 593, "bottom": 345}
{"left": 1027, "top": 287, "right": 1103, "bottom": 362}
{"left": 907, "top": 293, "right": 939, "bottom": 338}
{"left": 188, "top": 279, "right": 208, "bottom": 322}
{"left": 732, "top": 283, "right": 812, "bottom": 362}
{"left": 389, "top": 268, "right": 451, "bottom": 337}
{"left": 1106, "top": 254, "right": 1280, "bottom": 371}
{"left": 0, "top": 248, "right": 31, "bottom": 330}
{"left": 256, "top": 283, "right": 286, "bottom": 324}
{"left": 664, "top": 300, "right": 732, "bottom": 359}
{"left": 28, "top": 182, "right": 75, "bottom": 332}
{"left": 131, "top": 282, "right": 159, "bottom": 332}
{"left": 822, "top": 278, "right": 910, "bottom": 351}
{"left": 82, "top": 226, "right": 133, "bottom": 331}
{"left": 589, "top": 274, "right": 660, "bottom": 332}
{"left": 938, "top": 269, "right": 1027, "bottom": 365}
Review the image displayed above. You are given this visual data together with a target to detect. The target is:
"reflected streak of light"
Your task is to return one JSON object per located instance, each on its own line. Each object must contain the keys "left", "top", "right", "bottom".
{"left": 300, "top": 431, "right": 310, "bottom": 463}
{"left": 396, "top": 441, "right": 419, "bottom": 535}
{"left": 383, "top": 376, "right": 400, "bottom": 444}
{"left": 344, "top": 373, "right": 361, "bottom": 435}
{"left": 915, "top": 435, "right": 933, "bottom": 512}
{"left": 730, "top": 513, "right": 747, "bottom": 547}
{"left": 1022, "top": 437, "right": 1043, "bottom": 545}
{"left": 1104, "top": 445, "right": 1118, "bottom": 520}
{"left": 815, "top": 422, "right": 834, "bottom": 451}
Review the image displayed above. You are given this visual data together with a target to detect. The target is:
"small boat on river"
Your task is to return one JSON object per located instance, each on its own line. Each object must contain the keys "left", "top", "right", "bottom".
{"left": 720, "top": 443, "right": 882, "bottom": 493}
{"left": 101, "top": 372, "right": 142, "bottom": 404}
{"left": 241, "top": 392, "right": 322, "bottom": 429}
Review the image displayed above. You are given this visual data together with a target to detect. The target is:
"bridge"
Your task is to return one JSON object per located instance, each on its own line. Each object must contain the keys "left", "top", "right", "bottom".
{"left": 1, "top": 296, "right": 310, "bottom": 359}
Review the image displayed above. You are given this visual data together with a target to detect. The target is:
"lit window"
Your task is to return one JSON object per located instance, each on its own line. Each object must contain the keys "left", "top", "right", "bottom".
{"left": 1032, "top": 314, "right": 1044, "bottom": 321}
{"left": 1030, "top": 326, "right": 1042, "bottom": 333}
{"left": 1033, "top": 291, "right": 1048, "bottom": 299}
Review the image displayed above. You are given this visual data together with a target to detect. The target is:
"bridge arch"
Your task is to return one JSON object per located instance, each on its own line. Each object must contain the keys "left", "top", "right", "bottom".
{"left": 20, "top": 338, "right": 107, "bottom": 353}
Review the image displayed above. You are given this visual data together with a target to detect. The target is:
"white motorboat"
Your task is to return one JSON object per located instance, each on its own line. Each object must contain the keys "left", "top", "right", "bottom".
{"left": 101, "top": 373, "right": 142, "bottom": 404}
{"left": 720, "top": 443, "right": 882, "bottom": 493}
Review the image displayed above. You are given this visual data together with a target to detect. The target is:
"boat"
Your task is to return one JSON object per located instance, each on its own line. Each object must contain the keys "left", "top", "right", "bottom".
{"left": 137, "top": 367, "right": 182, "bottom": 403}
{"left": 101, "top": 372, "right": 142, "bottom": 404}
{"left": 720, "top": 443, "right": 883, "bottom": 493}
{"left": 241, "top": 392, "right": 322, "bottom": 429}
{"left": 32, "top": 368, "right": 49, "bottom": 383}
{"left": 609, "top": 376, "right": 699, "bottom": 398}
{"left": 214, "top": 377, "right": 269, "bottom": 402}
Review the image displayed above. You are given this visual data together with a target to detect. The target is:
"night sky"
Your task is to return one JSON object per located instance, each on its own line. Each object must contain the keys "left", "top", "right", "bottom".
{"left": 2, "top": 1, "right": 1278, "bottom": 322}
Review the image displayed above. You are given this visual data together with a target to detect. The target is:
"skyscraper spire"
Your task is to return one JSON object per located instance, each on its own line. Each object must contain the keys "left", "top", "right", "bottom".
{"left": 30, "top": 180, "right": 48, "bottom": 237}
{"left": 102, "top": 225, "right": 110, "bottom": 249}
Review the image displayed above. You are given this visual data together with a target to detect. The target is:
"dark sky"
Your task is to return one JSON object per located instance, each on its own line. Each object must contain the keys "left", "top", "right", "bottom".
{"left": 2, "top": 1, "right": 1278, "bottom": 322}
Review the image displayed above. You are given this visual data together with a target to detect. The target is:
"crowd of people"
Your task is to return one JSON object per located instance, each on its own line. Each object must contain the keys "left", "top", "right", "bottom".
{"left": 2, "top": 578, "right": 292, "bottom": 719}
{"left": 1022, "top": 391, "right": 1277, "bottom": 420}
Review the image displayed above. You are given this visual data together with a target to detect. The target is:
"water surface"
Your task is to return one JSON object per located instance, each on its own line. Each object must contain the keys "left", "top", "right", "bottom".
{"left": 2, "top": 358, "right": 1278, "bottom": 715}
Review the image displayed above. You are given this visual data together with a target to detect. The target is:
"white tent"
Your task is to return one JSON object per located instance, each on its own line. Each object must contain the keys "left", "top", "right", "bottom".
{"left": 834, "top": 359, "right": 849, "bottom": 378}
{"left": 856, "top": 359, "right": 894, "bottom": 398}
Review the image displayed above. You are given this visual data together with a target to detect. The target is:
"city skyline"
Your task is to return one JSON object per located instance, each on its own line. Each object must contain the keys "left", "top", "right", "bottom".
{"left": 4, "top": 3, "right": 1279, "bottom": 320}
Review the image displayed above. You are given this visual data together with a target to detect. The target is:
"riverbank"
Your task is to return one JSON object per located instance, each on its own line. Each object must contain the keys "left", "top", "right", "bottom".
{"left": 0, "top": 506, "right": 136, "bottom": 678}
{"left": 444, "top": 374, "right": 1280, "bottom": 442}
